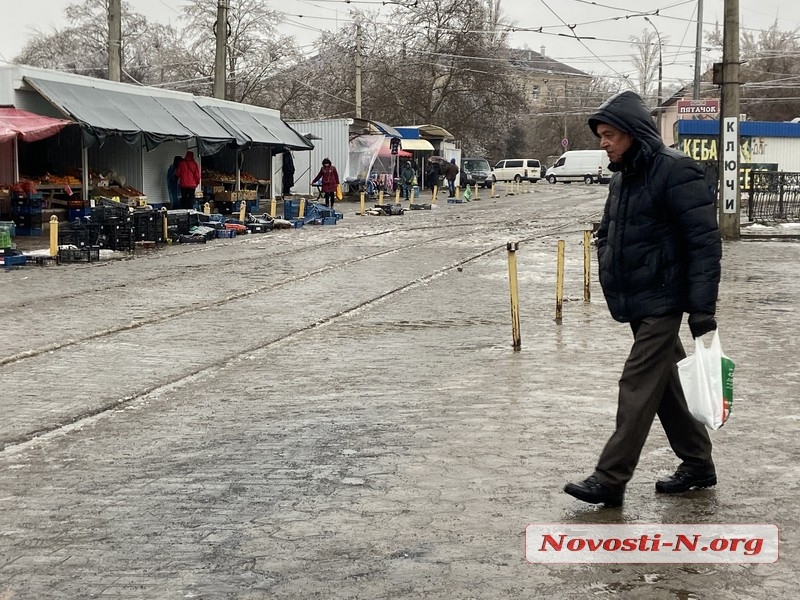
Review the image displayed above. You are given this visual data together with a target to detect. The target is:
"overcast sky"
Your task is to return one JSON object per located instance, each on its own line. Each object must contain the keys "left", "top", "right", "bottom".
{"left": 2, "top": 0, "right": 798, "bottom": 91}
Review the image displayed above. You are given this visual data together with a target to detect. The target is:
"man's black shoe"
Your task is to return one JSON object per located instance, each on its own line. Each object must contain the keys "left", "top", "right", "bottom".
{"left": 655, "top": 470, "right": 717, "bottom": 494}
{"left": 564, "top": 475, "right": 624, "bottom": 507}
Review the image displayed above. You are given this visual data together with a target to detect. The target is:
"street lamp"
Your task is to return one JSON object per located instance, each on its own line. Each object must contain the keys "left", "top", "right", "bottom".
{"left": 644, "top": 16, "right": 663, "bottom": 134}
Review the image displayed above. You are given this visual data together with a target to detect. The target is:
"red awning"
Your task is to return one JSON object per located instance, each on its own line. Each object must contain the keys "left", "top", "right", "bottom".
{"left": 0, "top": 107, "right": 72, "bottom": 143}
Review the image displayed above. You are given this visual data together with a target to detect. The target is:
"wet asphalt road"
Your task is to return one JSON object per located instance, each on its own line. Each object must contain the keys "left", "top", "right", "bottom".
{"left": 1, "top": 182, "right": 798, "bottom": 599}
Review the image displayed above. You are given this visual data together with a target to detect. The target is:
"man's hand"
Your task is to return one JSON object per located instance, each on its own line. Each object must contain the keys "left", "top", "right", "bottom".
{"left": 688, "top": 313, "right": 717, "bottom": 339}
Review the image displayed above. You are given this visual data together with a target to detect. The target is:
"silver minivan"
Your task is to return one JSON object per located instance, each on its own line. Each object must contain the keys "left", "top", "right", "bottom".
{"left": 492, "top": 159, "right": 542, "bottom": 183}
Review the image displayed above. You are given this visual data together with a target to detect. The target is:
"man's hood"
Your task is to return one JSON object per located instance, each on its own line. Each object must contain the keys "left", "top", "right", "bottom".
{"left": 588, "top": 91, "right": 663, "bottom": 155}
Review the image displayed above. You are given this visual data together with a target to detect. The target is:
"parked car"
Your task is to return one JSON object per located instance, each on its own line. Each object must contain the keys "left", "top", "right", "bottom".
{"left": 545, "top": 150, "right": 612, "bottom": 184}
{"left": 492, "top": 158, "right": 542, "bottom": 183}
{"left": 460, "top": 157, "right": 493, "bottom": 189}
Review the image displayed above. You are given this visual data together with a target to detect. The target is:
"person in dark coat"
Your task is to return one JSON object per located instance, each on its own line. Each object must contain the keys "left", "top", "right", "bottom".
{"left": 282, "top": 151, "right": 295, "bottom": 197}
{"left": 564, "top": 91, "right": 722, "bottom": 508}
{"left": 166, "top": 156, "right": 182, "bottom": 208}
{"left": 444, "top": 158, "right": 459, "bottom": 197}
{"left": 426, "top": 160, "right": 441, "bottom": 191}
{"left": 312, "top": 158, "right": 340, "bottom": 209}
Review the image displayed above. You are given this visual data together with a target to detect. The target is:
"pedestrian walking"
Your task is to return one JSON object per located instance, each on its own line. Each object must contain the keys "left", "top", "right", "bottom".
{"left": 166, "top": 156, "right": 182, "bottom": 208}
{"left": 175, "top": 150, "right": 201, "bottom": 210}
{"left": 312, "top": 158, "right": 340, "bottom": 209}
{"left": 444, "top": 158, "right": 459, "bottom": 197}
{"left": 564, "top": 91, "right": 722, "bottom": 508}
{"left": 400, "top": 161, "right": 415, "bottom": 201}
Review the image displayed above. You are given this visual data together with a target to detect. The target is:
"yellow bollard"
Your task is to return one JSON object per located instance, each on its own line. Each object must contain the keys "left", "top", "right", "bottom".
{"left": 431, "top": 185, "right": 438, "bottom": 205}
{"left": 360, "top": 191, "right": 365, "bottom": 216}
{"left": 299, "top": 198, "right": 306, "bottom": 219}
{"left": 203, "top": 201, "right": 211, "bottom": 215}
{"left": 473, "top": 183, "right": 479, "bottom": 201}
{"left": 455, "top": 185, "right": 460, "bottom": 200}
{"left": 395, "top": 187, "right": 401, "bottom": 205}
{"left": 161, "top": 207, "right": 169, "bottom": 244}
{"left": 491, "top": 181, "right": 496, "bottom": 198}
{"left": 378, "top": 190, "right": 384, "bottom": 205}
{"left": 49, "top": 215, "right": 58, "bottom": 257}
{"left": 507, "top": 241, "right": 521, "bottom": 351}
{"left": 555, "top": 239, "right": 565, "bottom": 324}
{"left": 239, "top": 200, "right": 247, "bottom": 222}
{"left": 583, "top": 230, "right": 592, "bottom": 302}
{"left": 270, "top": 196, "right": 277, "bottom": 218}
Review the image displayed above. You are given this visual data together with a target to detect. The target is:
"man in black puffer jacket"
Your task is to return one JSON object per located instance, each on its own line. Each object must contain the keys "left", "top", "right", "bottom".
{"left": 564, "top": 91, "right": 722, "bottom": 507}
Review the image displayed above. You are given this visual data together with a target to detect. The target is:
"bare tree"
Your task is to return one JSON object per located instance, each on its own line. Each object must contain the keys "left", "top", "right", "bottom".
{"left": 180, "top": 0, "right": 302, "bottom": 103}
{"left": 628, "top": 28, "right": 665, "bottom": 105}
{"left": 13, "top": 0, "right": 193, "bottom": 88}
{"left": 708, "top": 20, "right": 800, "bottom": 121}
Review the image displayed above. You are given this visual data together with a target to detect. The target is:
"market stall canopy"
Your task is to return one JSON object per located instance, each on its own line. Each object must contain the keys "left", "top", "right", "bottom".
{"left": 396, "top": 124, "right": 454, "bottom": 140}
{"left": 0, "top": 107, "right": 72, "bottom": 143}
{"left": 24, "top": 76, "right": 232, "bottom": 154}
{"left": 351, "top": 118, "right": 402, "bottom": 139}
{"left": 399, "top": 138, "right": 435, "bottom": 151}
{"left": 195, "top": 98, "right": 313, "bottom": 150}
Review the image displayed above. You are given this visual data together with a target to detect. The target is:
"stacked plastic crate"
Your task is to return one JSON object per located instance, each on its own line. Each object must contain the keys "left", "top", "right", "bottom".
{"left": 11, "top": 192, "right": 43, "bottom": 236}
{"left": 92, "top": 203, "right": 135, "bottom": 251}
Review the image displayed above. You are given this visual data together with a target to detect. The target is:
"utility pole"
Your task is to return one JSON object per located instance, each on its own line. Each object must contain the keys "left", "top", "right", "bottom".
{"left": 719, "top": 0, "right": 740, "bottom": 239}
{"left": 355, "top": 25, "right": 363, "bottom": 118}
{"left": 213, "top": 0, "right": 229, "bottom": 99}
{"left": 645, "top": 17, "right": 663, "bottom": 135}
{"left": 107, "top": 0, "right": 122, "bottom": 82}
{"left": 693, "top": 0, "right": 704, "bottom": 99}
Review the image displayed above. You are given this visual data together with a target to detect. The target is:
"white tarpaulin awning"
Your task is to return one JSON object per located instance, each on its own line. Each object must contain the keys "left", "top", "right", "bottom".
{"left": 400, "top": 138, "right": 434, "bottom": 151}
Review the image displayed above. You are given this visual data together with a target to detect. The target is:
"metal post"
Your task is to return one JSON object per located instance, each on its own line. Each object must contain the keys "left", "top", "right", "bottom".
{"left": 645, "top": 16, "right": 663, "bottom": 134}
{"left": 107, "top": 0, "right": 122, "bottom": 82}
{"left": 555, "top": 240, "right": 565, "bottom": 324}
{"left": 694, "top": 0, "right": 704, "bottom": 99}
{"left": 49, "top": 215, "right": 58, "bottom": 257}
{"left": 719, "top": 0, "right": 741, "bottom": 239}
{"left": 355, "top": 25, "right": 362, "bottom": 118}
{"left": 161, "top": 207, "right": 168, "bottom": 244}
{"left": 507, "top": 241, "right": 522, "bottom": 351}
{"left": 583, "top": 230, "right": 591, "bottom": 302}
{"left": 213, "top": 0, "right": 228, "bottom": 99}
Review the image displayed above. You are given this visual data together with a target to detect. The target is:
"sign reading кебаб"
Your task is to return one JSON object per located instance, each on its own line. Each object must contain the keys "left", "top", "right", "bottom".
{"left": 677, "top": 99, "right": 720, "bottom": 117}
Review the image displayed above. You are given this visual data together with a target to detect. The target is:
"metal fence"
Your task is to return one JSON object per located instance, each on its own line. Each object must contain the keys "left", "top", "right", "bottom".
{"left": 749, "top": 172, "right": 800, "bottom": 223}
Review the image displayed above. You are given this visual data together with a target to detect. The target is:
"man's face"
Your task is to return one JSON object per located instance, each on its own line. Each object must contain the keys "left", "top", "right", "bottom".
{"left": 597, "top": 123, "right": 633, "bottom": 164}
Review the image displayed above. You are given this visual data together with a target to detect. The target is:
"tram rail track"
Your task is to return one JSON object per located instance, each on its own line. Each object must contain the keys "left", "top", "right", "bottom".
{"left": 1, "top": 202, "right": 601, "bottom": 451}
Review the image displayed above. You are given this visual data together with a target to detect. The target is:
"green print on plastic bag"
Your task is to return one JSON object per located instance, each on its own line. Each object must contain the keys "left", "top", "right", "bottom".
{"left": 721, "top": 355, "right": 735, "bottom": 424}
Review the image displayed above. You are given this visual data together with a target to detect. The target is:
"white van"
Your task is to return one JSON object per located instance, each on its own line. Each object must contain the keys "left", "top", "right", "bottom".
{"left": 545, "top": 150, "right": 612, "bottom": 184}
{"left": 492, "top": 158, "right": 542, "bottom": 183}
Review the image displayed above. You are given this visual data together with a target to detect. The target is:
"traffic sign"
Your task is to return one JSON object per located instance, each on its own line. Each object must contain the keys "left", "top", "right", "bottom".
{"left": 561, "top": 138, "right": 569, "bottom": 149}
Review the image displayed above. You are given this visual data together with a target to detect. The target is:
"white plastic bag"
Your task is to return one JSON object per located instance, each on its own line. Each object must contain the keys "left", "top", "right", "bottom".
{"left": 677, "top": 330, "right": 735, "bottom": 430}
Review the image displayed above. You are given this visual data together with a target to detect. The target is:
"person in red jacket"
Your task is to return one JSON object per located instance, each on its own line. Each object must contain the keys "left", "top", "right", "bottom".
{"left": 175, "top": 150, "right": 201, "bottom": 210}
{"left": 312, "top": 158, "right": 340, "bottom": 209}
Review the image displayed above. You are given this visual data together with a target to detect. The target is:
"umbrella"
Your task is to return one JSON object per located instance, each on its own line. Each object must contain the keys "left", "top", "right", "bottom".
{"left": 428, "top": 156, "right": 448, "bottom": 165}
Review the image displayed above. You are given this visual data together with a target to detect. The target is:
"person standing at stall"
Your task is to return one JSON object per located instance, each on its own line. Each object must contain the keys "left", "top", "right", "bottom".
{"left": 166, "top": 155, "right": 182, "bottom": 209}
{"left": 175, "top": 150, "right": 201, "bottom": 210}
{"left": 400, "top": 161, "right": 416, "bottom": 201}
{"left": 312, "top": 158, "right": 340, "bottom": 209}
{"left": 445, "top": 158, "right": 459, "bottom": 198}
